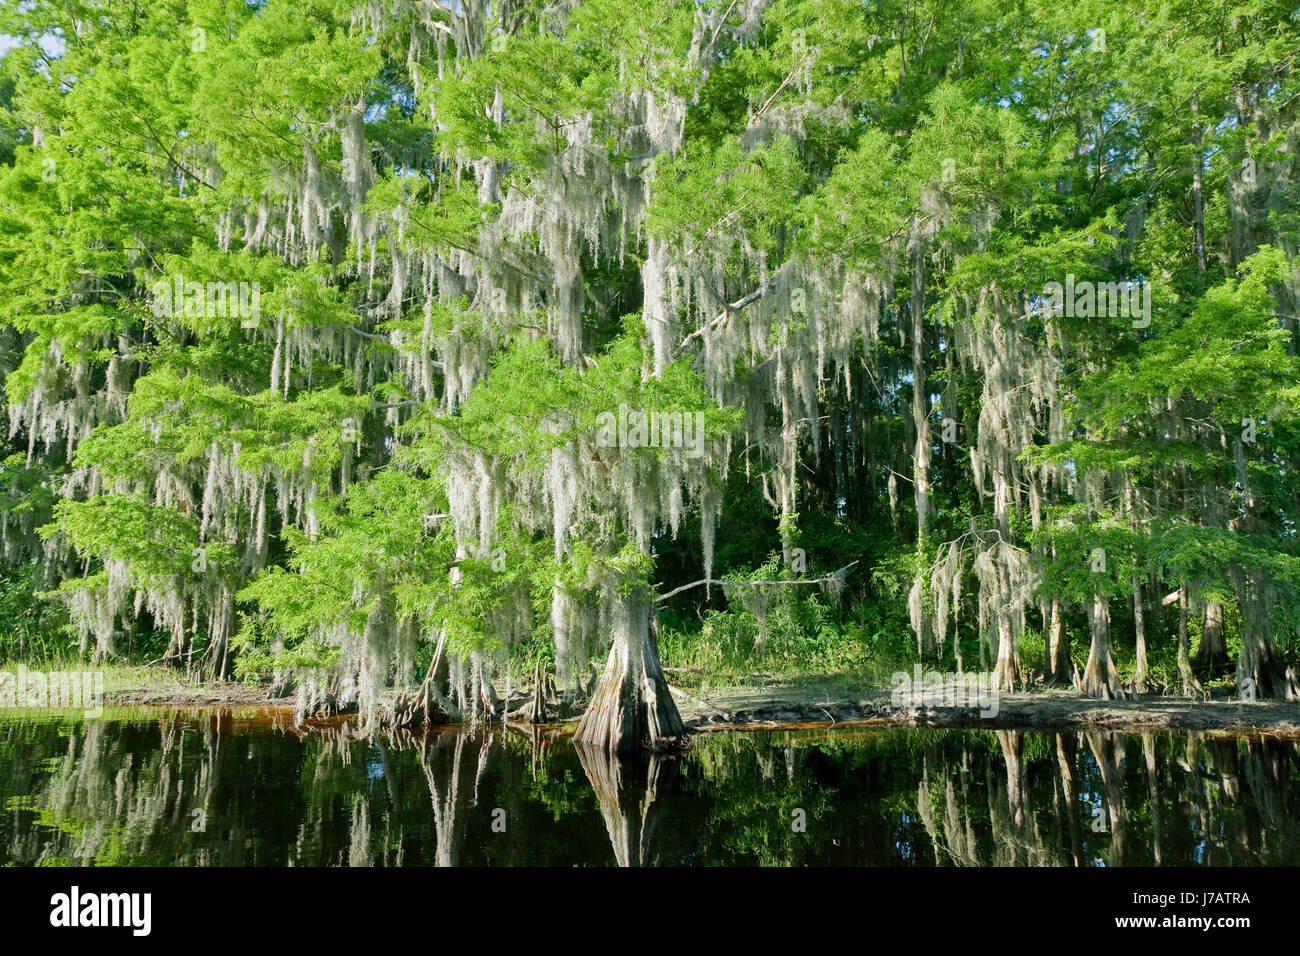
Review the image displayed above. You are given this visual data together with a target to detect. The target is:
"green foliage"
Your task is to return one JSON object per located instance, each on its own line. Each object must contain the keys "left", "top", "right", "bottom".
{"left": 0, "top": 559, "right": 73, "bottom": 664}
{"left": 0, "top": 0, "right": 1296, "bottom": 708}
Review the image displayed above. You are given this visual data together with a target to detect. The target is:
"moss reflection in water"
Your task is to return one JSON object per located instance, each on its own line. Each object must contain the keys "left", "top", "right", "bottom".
{"left": 0, "top": 712, "right": 1296, "bottom": 866}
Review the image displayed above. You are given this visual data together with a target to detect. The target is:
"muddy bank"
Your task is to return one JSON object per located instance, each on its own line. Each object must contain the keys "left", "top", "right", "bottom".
{"left": 98, "top": 671, "right": 1300, "bottom": 738}
{"left": 671, "top": 684, "right": 1300, "bottom": 737}
{"left": 103, "top": 668, "right": 275, "bottom": 707}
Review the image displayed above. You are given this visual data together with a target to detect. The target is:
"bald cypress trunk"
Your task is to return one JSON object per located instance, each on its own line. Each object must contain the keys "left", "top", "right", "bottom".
{"left": 1177, "top": 585, "right": 1205, "bottom": 699}
{"left": 1081, "top": 592, "right": 1121, "bottom": 699}
{"left": 1194, "top": 600, "right": 1229, "bottom": 678}
{"left": 574, "top": 588, "right": 686, "bottom": 753}
{"left": 1191, "top": 94, "right": 1208, "bottom": 275}
{"left": 993, "top": 605, "right": 1018, "bottom": 692}
{"left": 1132, "top": 578, "right": 1149, "bottom": 692}
{"left": 909, "top": 234, "right": 933, "bottom": 661}
{"left": 1237, "top": 592, "right": 1300, "bottom": 701}
{"left": 990, "top": 465, "right": 1019, "bottom": 692}
{"left": 390, "top": 631, "right": 449, "bottom": 728}
{"left": 525, "top": 658, "right": 550, "bottom": 723}
{"left": 1046, "top": 595, "right": 1073, "bottom": 685}
{"left": 1125, "top": 487, "right": 1148, "bottom": 691}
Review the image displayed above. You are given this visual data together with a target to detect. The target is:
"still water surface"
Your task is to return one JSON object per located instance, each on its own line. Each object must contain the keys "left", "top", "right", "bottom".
{"left": 1, "top": 709, "right": 1296, "bottom": 866}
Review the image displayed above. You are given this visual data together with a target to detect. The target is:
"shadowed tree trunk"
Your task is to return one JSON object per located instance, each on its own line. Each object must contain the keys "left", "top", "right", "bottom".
{"left": 574, "top": 587, "right": 687, "bottom": 753}
{"left": 164, "top": 626, "right": 185, "bottom": 668}
{"left": 1194, "top": 600, "right": 1229, "bottom": 678}
{"left": 1177, "top": 585, "right": 1205, "bottom": 698}
{"left": 1236, "top": 585, "right": 1300, "bottom": 701}
{"left": 1238, "top": 626, "right": 1300, "bottom": 701}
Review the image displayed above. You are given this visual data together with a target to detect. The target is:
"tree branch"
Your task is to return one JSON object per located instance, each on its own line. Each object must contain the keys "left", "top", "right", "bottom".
{"left": 656, "top": 561, "right": 858, "bottom": 603}
{"left": 672, "top": 284, "right": 768, "bottom": 358}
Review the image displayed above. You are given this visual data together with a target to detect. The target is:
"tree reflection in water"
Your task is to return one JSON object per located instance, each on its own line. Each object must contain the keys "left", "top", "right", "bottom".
{"left": 0, "top": 713, "right": 1296, "bottom": 866}
{"left": 575, "top": 742, "right": 679, "bottom": 867}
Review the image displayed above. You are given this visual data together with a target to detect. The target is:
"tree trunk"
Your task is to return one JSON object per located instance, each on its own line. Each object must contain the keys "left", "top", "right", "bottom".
{"left": 1191, "top": 94, "right": 1208, "bottom": 274}
{"left": 910, "top": 230, "right": 933, "bottom": 660}
{"left": 1237, "top": 594, "right": 1300, "bottom": 701}
{"left": 480, "top": 673, "right": 502, "bottom": 717}
{"left": 1132, "top": 577, "right": 1149, "bottom": 692}
{"left": 1046, "top": 596, "right": 1072, "bottom": 685}
{"left": 389, "top": 631, "right": 449, "bottom": 728}
{"left": 1123, "top": 485, "right": 1148, "bottom": 692}
{"left": 992, "top": 608, "right": 1017, "bottom": 692}
{"left": 1080, "top": 592, "right": 1121, "bottom": 699}
{"left": 525, "top": 658, "right": 548, "bottom": 723}
{"left": 1176, "top": 585, "right": 1205, "bottom": 699}
{"left": 163, "top": 627, "right": 185, "bottom": 667}
{"left": 990, "top": 462, "right": 1017, "bottom": 691}
{"left": 574, "top": 589, "right": 687, "bottom": 753}
{"left": 1044, "top": 523, "right": 1069, "bottom": 684}
{"left": 1194, "top": 600, "right": 1230, "bottom": 678}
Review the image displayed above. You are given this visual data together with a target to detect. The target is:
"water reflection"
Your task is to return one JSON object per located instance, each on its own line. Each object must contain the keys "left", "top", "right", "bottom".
{"left": 0, "top": 711, "right": 1296, "bottom": 866}
{"left": 576, "top": 743, "right": 679, "bottom": 867}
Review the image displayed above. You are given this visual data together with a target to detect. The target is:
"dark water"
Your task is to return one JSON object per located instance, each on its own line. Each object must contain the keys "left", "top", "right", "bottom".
{"left": 1, "top": 709, "right": 1297, "bottom": 866}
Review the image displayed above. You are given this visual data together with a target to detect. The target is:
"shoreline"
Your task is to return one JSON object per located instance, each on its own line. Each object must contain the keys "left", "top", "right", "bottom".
{"left": 101, "top": 672, "right": 1300, "bottom": 738}
{"left": 6, "top": 666, "right": 1297, "bottom": 737}
{"left": 677, "top": 690, "right": 1300, "bottom": 738}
